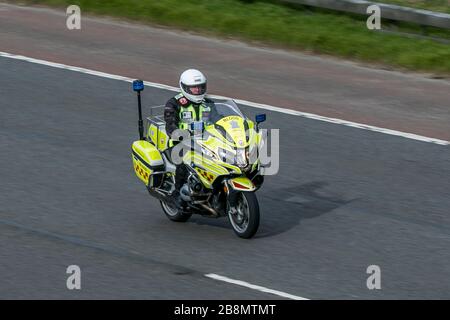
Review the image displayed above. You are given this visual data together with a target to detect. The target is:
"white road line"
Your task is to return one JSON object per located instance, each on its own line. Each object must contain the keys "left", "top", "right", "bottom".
{"left": 0, "top": 51, "right": 448, "bottom": 146}
{"left": 205, "top": 273, "right": 309, "bottom": 300}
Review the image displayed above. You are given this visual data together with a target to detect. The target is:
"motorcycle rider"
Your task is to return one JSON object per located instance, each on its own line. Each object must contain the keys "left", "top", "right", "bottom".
{"left": 164, "top": 69, "right": 213, "bottom": 204}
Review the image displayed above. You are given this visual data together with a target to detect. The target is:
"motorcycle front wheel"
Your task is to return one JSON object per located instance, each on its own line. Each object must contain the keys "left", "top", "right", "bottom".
{"left": 228, "top": 192, "right": 260, "bottom": 239}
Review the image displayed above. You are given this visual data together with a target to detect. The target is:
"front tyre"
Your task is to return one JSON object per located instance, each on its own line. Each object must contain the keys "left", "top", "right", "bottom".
{"left": 228, "top": 192, "right": 260, "bottom": 239}
{"left": 160, "top": 200, "right": 191, "bottom": 222}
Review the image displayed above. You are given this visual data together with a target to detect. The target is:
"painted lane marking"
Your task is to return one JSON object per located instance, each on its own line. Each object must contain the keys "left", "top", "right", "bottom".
{"left": 205, "top": 273, "right": 309, "bottom": 300}
{"left": 0, "top": 51, "right": 448, "bottom": 146}
{"left": 1, "top": 217, "right": 308, "bottom": 299}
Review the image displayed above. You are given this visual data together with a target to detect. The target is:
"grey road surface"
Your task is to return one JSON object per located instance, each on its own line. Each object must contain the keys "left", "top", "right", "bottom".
{"left": 0, "top": 3, "right": 449, "bottom": 140}
{"left": 1, "top": 58, "right": 449, "bottom": 299}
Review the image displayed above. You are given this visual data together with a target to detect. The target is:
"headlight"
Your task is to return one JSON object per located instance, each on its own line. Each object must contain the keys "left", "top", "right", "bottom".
{"left": 218, "top": 147, "right": 231, "bottom": 161}
{"left": 235, "top": 149, "right": 247, "bottom": 168}
{"left": 218, "top": 148, "right": 248, "bottom": 168}
{"left": 201, "top": 146, "right": 216, "bottom": 159}
{"left": 247, "top": 144, "right": 258, "bottom": 164}
{"left": 218, "top": 148, "right": 232, "bottom": 162}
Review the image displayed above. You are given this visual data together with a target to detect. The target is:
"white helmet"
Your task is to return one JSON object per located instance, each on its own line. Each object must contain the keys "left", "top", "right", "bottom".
{"left": 179, "top": 69, "right": 207, "bottom": 104}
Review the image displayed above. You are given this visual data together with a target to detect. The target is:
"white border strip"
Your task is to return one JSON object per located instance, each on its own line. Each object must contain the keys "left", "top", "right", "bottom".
{"left": 225, "top": 98, "right": 449, "bottom": 146}
{"left": 1, "top": 51, "right": 448, "bottom": 146}
{"left": 205, "top": 273, "right": 309, "bottom": 300}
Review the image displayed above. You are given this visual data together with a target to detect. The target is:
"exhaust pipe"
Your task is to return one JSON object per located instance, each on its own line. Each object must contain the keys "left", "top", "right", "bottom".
{"left": 198, "top": 203, "right": 219, "bottom": 217}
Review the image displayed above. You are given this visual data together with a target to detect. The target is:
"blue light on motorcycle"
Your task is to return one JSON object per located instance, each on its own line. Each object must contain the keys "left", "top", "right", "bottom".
{"left": 132, "top": 80, "right": 144, "bottom": 92}
{"left": 255, "top": 113, "right": 266, "bottom": 124}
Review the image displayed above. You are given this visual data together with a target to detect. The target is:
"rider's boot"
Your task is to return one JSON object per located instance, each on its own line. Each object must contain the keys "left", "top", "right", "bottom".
{"left": 173, "top": 171, "right": 187, "bottom": 209}
{"left": 171, "top": 189, "right": 183, "bottom": 207}
{"left": 172, "top": 166, "right": 186, "bottom": 208}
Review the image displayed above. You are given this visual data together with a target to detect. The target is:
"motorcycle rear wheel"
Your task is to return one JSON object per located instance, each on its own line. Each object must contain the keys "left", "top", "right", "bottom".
{"left": 160, "top": 200, "right": 192, "bottom": 222}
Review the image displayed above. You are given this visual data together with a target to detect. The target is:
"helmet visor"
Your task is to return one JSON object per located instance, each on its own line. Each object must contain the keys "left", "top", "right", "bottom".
{"left": 181, "top": 82, "right": 207, "bottom": 96}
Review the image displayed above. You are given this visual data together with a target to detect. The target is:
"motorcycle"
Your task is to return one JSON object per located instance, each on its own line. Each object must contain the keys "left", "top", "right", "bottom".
{"left": 130, "top": 80, "right": 266, "bottom": 238}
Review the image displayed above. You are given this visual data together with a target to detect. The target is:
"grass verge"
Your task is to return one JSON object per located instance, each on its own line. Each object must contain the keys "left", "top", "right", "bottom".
{"left": 11, "top": 0, "right": 450, "bottom": 74}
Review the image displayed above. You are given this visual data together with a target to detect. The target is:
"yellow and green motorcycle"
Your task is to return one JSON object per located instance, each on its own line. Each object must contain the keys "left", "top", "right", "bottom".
{"left": 131, "top": 80, "right": 266, "bottom": 238}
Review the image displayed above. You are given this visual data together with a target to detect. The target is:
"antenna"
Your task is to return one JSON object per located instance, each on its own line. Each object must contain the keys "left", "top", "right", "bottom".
{"left": 132, "top": 80, "right": 145, "bottom": 140}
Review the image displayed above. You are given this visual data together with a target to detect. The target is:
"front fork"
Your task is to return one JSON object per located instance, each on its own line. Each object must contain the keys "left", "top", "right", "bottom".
{"left": 227, "top": 188, "right": 240, "bottom": 208}
{"left": 223, "top": 178, "right": 253, "bottom": 214}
